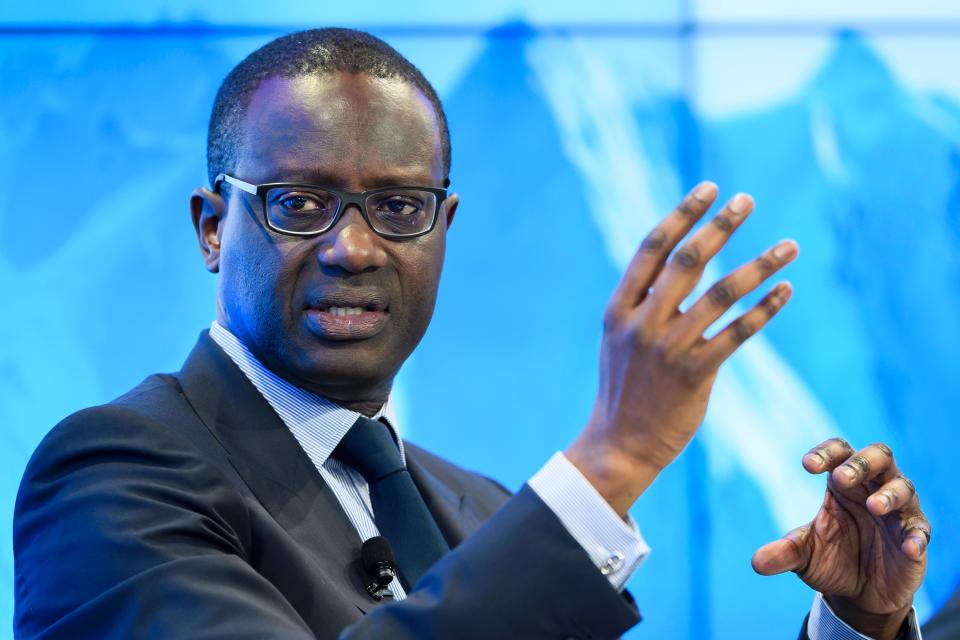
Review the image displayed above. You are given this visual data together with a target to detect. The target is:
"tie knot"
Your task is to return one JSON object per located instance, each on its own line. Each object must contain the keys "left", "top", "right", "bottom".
{"left": 332, "top": 416, "right": 404, "bottom": 483}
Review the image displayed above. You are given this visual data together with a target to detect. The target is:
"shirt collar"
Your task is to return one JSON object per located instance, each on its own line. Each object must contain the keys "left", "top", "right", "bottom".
{"left": 208, "top": 320, "right": 405, "bottom": 468}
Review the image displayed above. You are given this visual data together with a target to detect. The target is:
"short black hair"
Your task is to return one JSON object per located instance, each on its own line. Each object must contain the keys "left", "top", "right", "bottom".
{"left": 206, "top": 28, "right": 451, "bottom": 188}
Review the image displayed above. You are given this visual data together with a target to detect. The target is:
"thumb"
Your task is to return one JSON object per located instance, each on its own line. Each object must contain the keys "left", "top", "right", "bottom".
{"left": 751, "top": 525, "right": 813, "bottom": 576}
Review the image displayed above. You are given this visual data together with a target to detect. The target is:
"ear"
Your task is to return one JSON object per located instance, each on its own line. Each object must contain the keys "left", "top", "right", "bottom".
{"left": 443, "top": 192, "right": 459, "bottom": 231}
{"left": 190, "top": 187, "right": 225, "bottom": 273}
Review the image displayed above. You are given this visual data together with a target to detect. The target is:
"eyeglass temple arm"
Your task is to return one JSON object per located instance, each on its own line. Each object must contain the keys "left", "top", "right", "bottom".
{"left": 214, "top": 173, "right": 258, "bottom": 195}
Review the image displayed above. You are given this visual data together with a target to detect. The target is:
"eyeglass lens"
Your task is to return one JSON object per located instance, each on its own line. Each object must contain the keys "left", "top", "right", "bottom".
{"left": 265, "top": 187, "right": 437, "bottom": 236}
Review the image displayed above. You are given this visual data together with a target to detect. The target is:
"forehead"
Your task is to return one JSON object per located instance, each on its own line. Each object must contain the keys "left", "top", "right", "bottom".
{"left": 236, "top": 72, "right": 443, "bottom": 186}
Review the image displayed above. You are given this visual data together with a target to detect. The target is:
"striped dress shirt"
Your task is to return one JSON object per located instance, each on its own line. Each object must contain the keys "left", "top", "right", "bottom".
{"left": 808, "top": 593, "right": 922, "bottom": 640}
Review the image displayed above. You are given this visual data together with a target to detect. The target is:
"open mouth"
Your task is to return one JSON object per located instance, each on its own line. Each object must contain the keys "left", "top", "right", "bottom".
{"left": 324, "top": 307, "right": 370, "bottom": 317}
{"left": 305, "top": 295, "right": 390, "bottom": 340}
{"left": 314, "top": 302, "right": 387, "bottom": 316}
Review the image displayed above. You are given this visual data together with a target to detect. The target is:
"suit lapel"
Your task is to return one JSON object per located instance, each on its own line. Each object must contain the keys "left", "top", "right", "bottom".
{"left": 176, "top": 332, "right": 376, "bottom": 614}
{"left": 176, "top": 332, "right": 487, "bottom": 610}
{"left": 405, "top": 451, "right": 483, "bottom": 549}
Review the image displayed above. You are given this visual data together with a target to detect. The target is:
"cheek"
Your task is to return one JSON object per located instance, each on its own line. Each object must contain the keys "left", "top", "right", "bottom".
{"left": 218, "top": 213, "right": 303, "bottom": 328}
{"left": 398, "top": 237, "right": 446, "bottom": 323}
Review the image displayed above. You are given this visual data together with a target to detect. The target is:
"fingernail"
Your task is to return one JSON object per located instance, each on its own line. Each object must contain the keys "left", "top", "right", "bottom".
{"left": 693, "top": 181, "right": 717, "bottom": 201}
{"left": 772, "top": 240, "right": 798, "bottom": 262}
{"left": 911, "top": 536, "right": 927, "bottom": 555}
{"left": 839, "top": 466, "right": 858, "bottom": 482}
{"left": 804, "top": 452, "right": 824, "bottom": 468}
{"left": 875, "top": 493, "right": 891, "bottom": 512}
{"left": 728, "top": 193, "right": 751, "bottom": 215}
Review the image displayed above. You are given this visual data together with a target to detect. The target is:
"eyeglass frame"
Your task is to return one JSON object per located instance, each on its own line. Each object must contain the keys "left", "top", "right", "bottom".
{"left": 213, "top": 173, "right": 449, "bottom": 240}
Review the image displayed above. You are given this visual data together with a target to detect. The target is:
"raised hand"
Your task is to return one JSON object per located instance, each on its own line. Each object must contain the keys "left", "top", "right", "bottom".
{"left": 752, "top": 440, "right": 929, "bottom": 640}
{"left": 566, "top": 182, "right": 798, "bottom": 516}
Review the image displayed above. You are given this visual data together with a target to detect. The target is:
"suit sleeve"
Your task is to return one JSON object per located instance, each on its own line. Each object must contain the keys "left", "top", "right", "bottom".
{"left": 922, "top": 587, "right": 960, "bottom": 640}
{"left": 342, "top": 485, "right": 641, "bottom": 640}
{"left": 14, "top": 407, "right": 317, "bottom": 640}
{"left": 16, "top": 407, "right": 640, "bottom": 640}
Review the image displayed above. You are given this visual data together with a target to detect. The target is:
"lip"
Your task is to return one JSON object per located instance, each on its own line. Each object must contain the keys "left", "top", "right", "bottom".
{"left": 304, "top": 292, "right": 390, "bottom": 341}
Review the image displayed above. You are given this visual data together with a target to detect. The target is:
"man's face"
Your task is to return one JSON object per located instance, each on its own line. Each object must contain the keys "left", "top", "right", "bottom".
{"left": 198, "top": 72, "right": 457, "bottom": 406}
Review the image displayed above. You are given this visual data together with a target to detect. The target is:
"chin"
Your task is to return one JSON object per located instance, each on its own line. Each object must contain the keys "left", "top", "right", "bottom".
{"left": 284, "top": 337, "right": 401, "bottom": 396}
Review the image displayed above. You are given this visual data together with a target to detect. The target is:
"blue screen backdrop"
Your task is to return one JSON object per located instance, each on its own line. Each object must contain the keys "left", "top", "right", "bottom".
{"left": 3, "top": 2, "right": 959, "bottom": 638}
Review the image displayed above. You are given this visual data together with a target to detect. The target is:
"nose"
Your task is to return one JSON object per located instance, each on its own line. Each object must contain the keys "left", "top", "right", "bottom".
{"left": 317, "top": 205, "right": 388, "bottom": 273}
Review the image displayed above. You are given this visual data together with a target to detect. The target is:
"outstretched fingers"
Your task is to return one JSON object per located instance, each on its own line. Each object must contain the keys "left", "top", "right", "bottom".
{"left": 695, "top": 281, "right": 793, "bottom": 370}
{"left": 608, "top": 182, "right": 718, "bottom": 317}
{"left": 669, "top": 239, "right": 798, "bottom": 349}
{"left": 642, "top": 192, "right": 756, "bottom": 324}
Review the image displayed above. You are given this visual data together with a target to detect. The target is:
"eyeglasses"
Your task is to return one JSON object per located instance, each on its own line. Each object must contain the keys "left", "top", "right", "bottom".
{"left": 213, "top": 173, "right": 448, "bottom": 240}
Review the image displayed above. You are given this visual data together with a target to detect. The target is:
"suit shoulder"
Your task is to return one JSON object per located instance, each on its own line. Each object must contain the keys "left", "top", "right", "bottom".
{"left": 20, "top": 374, "right": 218, "bottom": 489}
{"left": 405, "top": 442, "right": 512, "bottom": 498}
{"left": 14, "top": 377, "right": 254, "bottom": 638}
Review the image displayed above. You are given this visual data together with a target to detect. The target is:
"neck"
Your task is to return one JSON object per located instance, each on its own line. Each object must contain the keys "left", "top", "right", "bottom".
{"left": 264, "top": 360, "right": 394, "bottom": 418}
{"left": 214, "top": 314, "right": 394, "bottom": 418}
{"left": 319, "top": 392, "right": 388, "bottom": 418}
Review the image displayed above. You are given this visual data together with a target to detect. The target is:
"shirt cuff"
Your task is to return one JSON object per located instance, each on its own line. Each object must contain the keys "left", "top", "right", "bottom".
{"left": 528, "top": 451, "right": 651, "bottom": 591}
{"left": 808, "top": 593, "right": 922, "bottom": 640}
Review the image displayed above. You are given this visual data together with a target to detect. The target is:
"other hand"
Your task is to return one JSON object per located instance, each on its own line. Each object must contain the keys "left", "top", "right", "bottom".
{"left": 752, "top": 439, "right": 929, "bottom": 640}
{"left": 566, "top": 182, "right": 798, "bottom": 515}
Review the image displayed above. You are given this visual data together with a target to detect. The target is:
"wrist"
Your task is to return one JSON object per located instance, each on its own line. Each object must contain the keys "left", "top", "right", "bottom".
{"left": 824, "top": 594, "right": 911, "bottom": 640}
{"left": 564, "top": 436, "right": 663, "bottom": 518}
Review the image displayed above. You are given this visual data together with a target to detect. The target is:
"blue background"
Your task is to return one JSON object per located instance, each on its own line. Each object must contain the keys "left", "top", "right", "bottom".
{"left": 3, "top": 2, "right": 959, "bottom": 638}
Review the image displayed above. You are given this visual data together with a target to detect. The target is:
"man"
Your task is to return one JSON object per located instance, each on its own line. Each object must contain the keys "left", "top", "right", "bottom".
{"left": 14, "top": 28, "right": 931, "bottom": 640}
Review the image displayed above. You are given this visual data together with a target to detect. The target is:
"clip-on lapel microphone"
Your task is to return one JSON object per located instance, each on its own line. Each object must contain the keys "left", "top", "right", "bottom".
{"left": 361, "top": 536, "right": 397, "bottom": 601}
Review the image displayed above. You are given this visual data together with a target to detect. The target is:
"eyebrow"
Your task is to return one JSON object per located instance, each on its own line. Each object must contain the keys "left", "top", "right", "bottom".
{"left": 264, "top": 166, "right": 438, "bottom": 188}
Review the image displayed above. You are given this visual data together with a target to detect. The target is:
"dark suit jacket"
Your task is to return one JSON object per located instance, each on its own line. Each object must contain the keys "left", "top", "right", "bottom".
{"left": 922, "top": 586, "right": 960, "bottom": 640}
{"left": 14, "top": 333, "right": 639, "bottom": 639}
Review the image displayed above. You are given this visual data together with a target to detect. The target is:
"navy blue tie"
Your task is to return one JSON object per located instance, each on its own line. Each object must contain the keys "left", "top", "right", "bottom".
{"left": 333, "top": 416, "right": 450, "bottom": 589}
